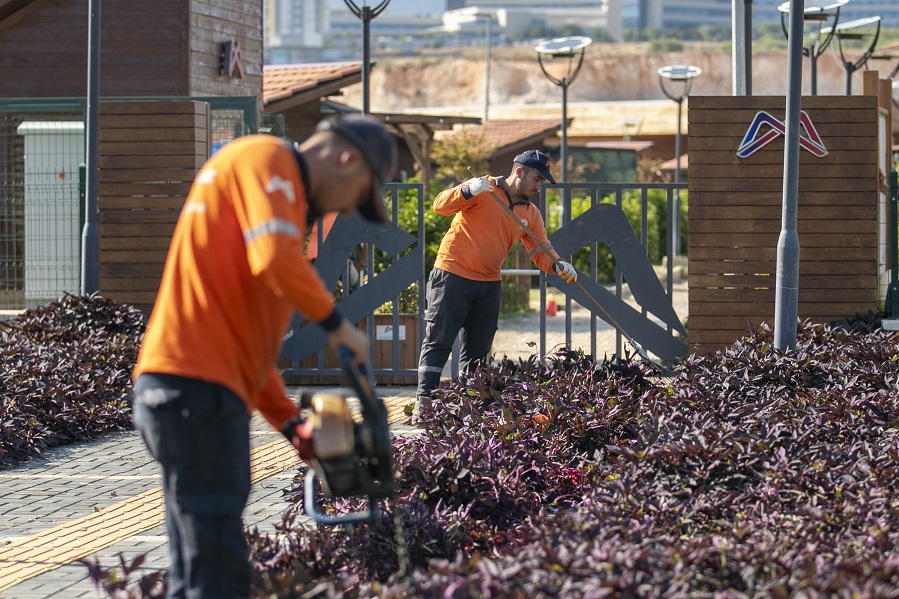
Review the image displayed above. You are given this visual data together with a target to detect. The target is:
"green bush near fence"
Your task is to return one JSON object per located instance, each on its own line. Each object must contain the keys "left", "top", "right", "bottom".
{"left": 544, "top": 189, "right": 687, "bottom": 284}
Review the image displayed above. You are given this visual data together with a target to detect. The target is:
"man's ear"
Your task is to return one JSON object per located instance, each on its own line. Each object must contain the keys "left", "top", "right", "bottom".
{"left": 338, "top": 147, "right": 366, "bottom": 172}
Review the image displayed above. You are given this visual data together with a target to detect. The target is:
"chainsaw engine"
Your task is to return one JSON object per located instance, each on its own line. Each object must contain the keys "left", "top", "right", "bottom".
{"left": 300, "top": 351, "right": 394, "bottom": 526}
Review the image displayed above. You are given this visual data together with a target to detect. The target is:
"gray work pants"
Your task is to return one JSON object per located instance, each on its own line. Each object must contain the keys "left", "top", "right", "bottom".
{"left": 133, "top": 373, "right": 252, "bottom": 599}
{"left": 417, "top": 268, "right": 501, "bottom": 401}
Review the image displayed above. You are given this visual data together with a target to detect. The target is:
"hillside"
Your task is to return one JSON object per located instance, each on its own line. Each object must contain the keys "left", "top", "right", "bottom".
{"left": 341, "top": 43, "right": 878, "bottom": 114}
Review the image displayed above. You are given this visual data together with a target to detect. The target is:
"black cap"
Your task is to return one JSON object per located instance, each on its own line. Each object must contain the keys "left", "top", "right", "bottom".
{"left": 316, "top": 115, "right": 398, "bottom": 223}
{"left": 513, "top": 150, "right": 556, "bottom": 184}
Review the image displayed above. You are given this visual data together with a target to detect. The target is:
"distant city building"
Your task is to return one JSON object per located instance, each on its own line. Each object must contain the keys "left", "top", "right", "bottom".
{"left": 266, "top": 0, "right": 623, "bottom": 62}
{"left": 751, "top": 0, "right": 899, "bottom": 28}
{"left": 265, "top": 0, "right": 329, "bottom": 64}
{"left": 621, "top": 0, "right": 898, "bottom": 35}
{"left": 263, "top": 0, "right": 899, "bottom": 65}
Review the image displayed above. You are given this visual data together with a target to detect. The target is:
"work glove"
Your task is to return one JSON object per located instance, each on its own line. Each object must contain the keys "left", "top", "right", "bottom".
{"left": 555, "top": 260, "right": 578, "bottom": 283}
{"left": 281, "top": 415, "right": 315, "bottom": 461}
{"left": 465, "top": 177, "right": 493, "bottom": 197}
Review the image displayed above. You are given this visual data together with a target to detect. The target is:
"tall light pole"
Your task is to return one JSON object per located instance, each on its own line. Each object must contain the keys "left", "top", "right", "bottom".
{"left": 778, "top": 0, "right": 846, "bottom": 95}
{"left": 733, "top": 0, "right": 753, "bottom": 95}
{"left": 535, "top": 36, "right": 592, "bottom": 183}
{"left": 658, "top": 65, "right": 701, "bottom": 257}
{"left": 82, "top": 0, "right": 101, "bottom": 294}
{"left": 477, "top": 14, "right": 493, "bottom": 123}
{"left": 775, "top": 0, "right": 808, "bottom": 352}
{"left": 343, "top": 0, "right": 391, "bottom": 115}
{"left": 823, "top": 16, "right": 882, "bottom": 95}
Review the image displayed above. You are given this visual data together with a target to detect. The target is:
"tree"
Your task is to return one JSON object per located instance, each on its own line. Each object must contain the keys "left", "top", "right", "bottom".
{"left": 431, "top": 128, "right": 492, "bottom": 185}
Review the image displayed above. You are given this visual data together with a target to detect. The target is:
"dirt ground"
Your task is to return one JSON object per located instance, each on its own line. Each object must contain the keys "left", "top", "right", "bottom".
{"left": 490, "top": 278, "right": 688, "bottom": 362}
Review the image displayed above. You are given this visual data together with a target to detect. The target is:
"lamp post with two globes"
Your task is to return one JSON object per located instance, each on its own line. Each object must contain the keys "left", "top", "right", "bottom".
{"left": 658, "top": 64, "right": 701, "bottom": 256}
{"left": 777, "top": 0, "right": 847, "bottom": 95}
{"left": 823, "top": 15, "right": 882, "bottom": 95}
{"left": 535, "top": 36, "right": 592, "bottom": 183}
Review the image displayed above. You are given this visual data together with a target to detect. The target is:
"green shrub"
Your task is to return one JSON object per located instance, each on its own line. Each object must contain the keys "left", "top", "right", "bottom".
{"left": 543, "top": 189, "right": 685, "bottom": 283}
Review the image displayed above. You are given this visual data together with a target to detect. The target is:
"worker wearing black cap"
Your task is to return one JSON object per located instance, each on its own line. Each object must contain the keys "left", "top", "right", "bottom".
{"left": 133, "top": 115, "right": 397, "bottom": 599}
{"left": 414, "top": 150, "right": 577, "bottom": 424}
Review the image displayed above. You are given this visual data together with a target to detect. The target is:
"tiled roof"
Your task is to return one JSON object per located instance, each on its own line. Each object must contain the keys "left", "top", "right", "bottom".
{"left": 436, "top": 119, "right": 562, "bottom": 154}
{"left": 263, "top": 62, "right": 362, "bottom": 107}
{"left": 586, "top": 140, "right": 655, "bottom": 153}
{"left": 412, "top": 100, "right": 684, "bottom": 137}
{"left": 659, "top": 154, "right": 688, "bottom": 172}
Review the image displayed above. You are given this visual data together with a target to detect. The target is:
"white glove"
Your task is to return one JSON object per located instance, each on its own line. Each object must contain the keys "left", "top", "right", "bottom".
{"left": 555, "top": 260, "right": 577, "bottom": 283}
{"left": 466, "top": 177, "right": 493, "bottom": 196}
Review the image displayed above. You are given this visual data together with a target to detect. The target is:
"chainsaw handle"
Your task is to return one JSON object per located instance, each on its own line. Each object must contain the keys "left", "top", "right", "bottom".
{"left": 338, "top": 345, "right": 388, "bottom": 429}
{"left": 304, "top": 469, "right": 378, "bottom": 526}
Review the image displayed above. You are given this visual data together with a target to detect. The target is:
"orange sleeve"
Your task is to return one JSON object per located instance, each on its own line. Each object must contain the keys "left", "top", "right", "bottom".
{"left": 255, "top": 368, "right": 299, "bottom": 432}
{"left": 432, "top": 184, "right": 472, "bottom": 216}
{"left": 520, "top": 207, "right": 560, "bottom": 275}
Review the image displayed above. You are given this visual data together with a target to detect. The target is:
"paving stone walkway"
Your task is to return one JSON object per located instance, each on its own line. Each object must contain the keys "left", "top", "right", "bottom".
{"left": 0, "top": 387, "right": 417, "bottom": 599}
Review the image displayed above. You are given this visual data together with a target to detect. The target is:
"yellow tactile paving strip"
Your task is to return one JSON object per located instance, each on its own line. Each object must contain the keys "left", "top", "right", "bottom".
{"left": 0, "top": 394, "right": 414, "bottom": 592}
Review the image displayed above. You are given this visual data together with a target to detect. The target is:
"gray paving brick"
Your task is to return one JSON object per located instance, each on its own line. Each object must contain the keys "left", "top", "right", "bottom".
{"left": 0, "top": 388, "right": 417, "bottom": 599}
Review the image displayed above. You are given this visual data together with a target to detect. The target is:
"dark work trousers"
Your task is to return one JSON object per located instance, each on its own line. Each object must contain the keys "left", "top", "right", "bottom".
{"left": 417, "top": 268, "right": 502, "bottom": 401}
{"left": 133, "top": 373, "right": 252, "bottom": 599}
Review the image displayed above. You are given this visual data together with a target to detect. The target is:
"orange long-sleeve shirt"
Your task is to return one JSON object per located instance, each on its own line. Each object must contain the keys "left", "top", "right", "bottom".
{"left": 432, "top": 178, "right": 560, "bottom": 281}
{"left": 134, "top": 135, "right": 336, "bottom": 431}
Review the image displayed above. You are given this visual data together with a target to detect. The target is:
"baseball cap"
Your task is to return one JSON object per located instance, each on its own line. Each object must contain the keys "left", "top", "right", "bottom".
{"left": 316, "top": 115, "right": 398, "bottom": 223}
{"left": 513, "top": 150, "right": 556, "bottom": 184}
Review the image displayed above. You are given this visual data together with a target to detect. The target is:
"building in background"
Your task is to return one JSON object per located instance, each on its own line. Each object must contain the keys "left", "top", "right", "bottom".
{"left": 265, "top": 0, "right": 328, "bottom": 63}
{"left": 265, "top": 0, "right": 624, "bottom": 63}
{"left": 750, "top": 0, "right": 899, "bottom": 28}
{"left": 264, "top": 0, "right": 899, "bottom": 64}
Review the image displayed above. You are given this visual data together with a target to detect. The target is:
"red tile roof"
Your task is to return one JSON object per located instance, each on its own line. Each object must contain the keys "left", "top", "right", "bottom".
{"left": 263, "top": 62, "right": 362, "bottom": 107}
{"left": 437, "top": 120, "right": 562, "bottom": 155}
{"left": 659, "top": 154, "right": 688, "bottom": 172}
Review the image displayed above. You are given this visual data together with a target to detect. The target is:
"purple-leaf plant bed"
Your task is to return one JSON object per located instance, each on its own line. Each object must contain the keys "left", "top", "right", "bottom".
{"left": 0, "top": 293, "right": 145, "bottom": 467}
{"left": 86, "top": 317, "right": 899, "bottom": 598}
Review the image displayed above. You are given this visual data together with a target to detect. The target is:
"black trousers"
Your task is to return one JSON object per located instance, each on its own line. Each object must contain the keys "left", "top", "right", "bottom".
{"left": 417, "top": 268, "right": 501, "bottom": 400}
{"left": 133, "top": 373, "right": 252, "bottom": 599}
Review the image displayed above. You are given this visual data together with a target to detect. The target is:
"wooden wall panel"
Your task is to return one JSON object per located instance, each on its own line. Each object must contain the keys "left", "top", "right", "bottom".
{"left": 687, "top": 95, "right": 879, "bottom": 356}
{"left": 0, "top": 0, "right": 263, "bottom": 103}
{"left": 98, "top": 100, "right": 208, "bottom": 314}
{"left": 0, "top": 0, "right": 188, "bottom": 97}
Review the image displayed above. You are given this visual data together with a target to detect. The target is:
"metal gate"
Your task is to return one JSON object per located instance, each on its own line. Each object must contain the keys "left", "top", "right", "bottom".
{"left": 278, "top": 180, "right": 688, "bottom": 385}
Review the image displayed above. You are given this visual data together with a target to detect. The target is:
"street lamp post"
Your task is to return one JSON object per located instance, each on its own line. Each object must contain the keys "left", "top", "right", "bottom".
{"left": 778, "top": 0, "right": 846, "bottom": 95}
{"left": 535, "top": 36, "right": 592, "bottom": 184}
{"left": 658, "top": 65, "right": 701, "bottom": 257}
{"left": 473, "top": 13, "right": 494, "bottom": 124}
{"left": 823, "top": 16, "right": 882, "bottom": 95}
{"left": 343, "top": 0, "right": 391, "bottom": 115}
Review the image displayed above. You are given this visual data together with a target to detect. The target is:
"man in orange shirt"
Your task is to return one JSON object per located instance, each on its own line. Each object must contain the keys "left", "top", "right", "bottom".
{"left": 414, "top": 150, "right": 577, "bottom": 423}
{"left": 132, "top": 115, "right": 396, "bottom": 599}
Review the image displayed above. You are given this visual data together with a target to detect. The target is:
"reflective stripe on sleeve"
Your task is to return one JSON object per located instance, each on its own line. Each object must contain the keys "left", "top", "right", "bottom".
{"left": 243, "top": 219, "right": 300, "bottom": 244}
{"left": 529, "top": 244, "right": 553, "bottom": 257}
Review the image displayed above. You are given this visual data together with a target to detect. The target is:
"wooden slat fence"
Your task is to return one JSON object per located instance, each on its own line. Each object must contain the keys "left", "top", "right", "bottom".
{"left": 688, "top": 95, "right": 880, "bottom": 354}
{"left": 98, "top": 100, "right": 208, "bottom": 313}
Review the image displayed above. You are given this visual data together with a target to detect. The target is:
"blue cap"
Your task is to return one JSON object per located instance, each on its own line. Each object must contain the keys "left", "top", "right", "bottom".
{"left": 513, "top": 150, "right": 556, "bottom": 184}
